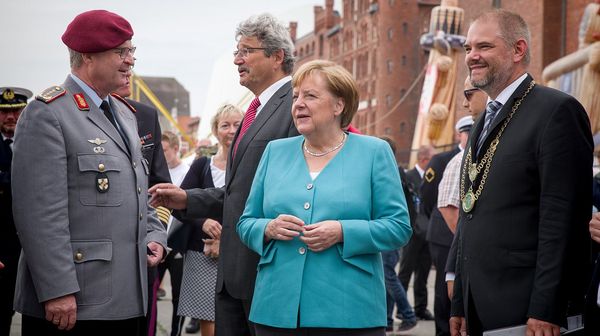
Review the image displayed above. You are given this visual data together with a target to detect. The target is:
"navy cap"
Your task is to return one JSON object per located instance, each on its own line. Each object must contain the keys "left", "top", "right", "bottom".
{"left": 0, "top": 87, "right": 33, "bottom": 109}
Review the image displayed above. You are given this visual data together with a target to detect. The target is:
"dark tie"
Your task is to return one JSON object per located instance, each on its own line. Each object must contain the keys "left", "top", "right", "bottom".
{"left": 233, "top": 97, "right": 261, "bottom": 157}
{"left": 100, "top": 101, "right": 129, "bottom": 150}
{"left": 476, "top": 100, "right": 503, "bottom": 154}
{"left": 4, "top": 138, "right": 13, "bottom": 156}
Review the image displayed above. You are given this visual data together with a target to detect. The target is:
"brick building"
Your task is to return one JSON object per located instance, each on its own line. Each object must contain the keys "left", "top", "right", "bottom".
{"left": 293, "top": 0, "right": 591, "bottom": 165}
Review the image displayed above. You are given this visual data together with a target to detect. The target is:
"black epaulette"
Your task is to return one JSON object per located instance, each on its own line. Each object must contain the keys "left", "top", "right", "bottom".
{"left": 36, "top": 86, "right": 66, "bottom": 104}
{"left": 110, "top": 93, "right": 137, "bottom": 113}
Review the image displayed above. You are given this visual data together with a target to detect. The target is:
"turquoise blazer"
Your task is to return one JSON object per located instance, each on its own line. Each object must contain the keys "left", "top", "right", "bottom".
{"left": 237, "top": 133, "right": 412, "bottom": 328}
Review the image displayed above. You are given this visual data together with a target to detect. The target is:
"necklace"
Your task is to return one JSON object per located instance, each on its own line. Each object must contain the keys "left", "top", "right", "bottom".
{"left": 303, "top": 132, "right": 347, "bottom": 157}
{"left": 460, "top": 80, "right": 535, "bottom": 213}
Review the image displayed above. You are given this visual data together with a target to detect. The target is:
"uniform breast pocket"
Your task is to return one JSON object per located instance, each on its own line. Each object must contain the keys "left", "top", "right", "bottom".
{"left": 72, "top": 240, "right": 112, "bottom": 306}
{"left": 77, "top": 154, "right": 123, "bottom": 206}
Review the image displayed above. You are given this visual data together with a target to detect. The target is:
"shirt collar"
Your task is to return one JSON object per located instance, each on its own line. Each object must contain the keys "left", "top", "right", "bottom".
{"left": 415, "top": 163, "right": 425, "bottom": 178}
{"left": 487, "top": 73, "right": 528, "bottom": 106}
{"left": 256, "top": 76, "right": 291, "bottom": 115}
{"left": 70, "top": 73, "right": 105, "bottom": 108}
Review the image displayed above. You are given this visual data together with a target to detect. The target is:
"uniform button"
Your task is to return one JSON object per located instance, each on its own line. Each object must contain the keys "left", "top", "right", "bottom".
{"left": 306, "top": 183, "right": 313, "bottom": 190}
{"left": 98, "top": 163, "right": 105, "bottom": 172}
{"left": 133, "top": 162, "right": 137, "bottom": 168}
{"left": 298, "top": 247, "right": 306, "bottom": 255}
{"left": 139, "top": 213, "right": 143, "bottom": 220}
{"left": 138, "top": 187, "right": 142, "bottom": 194}
{"left": 74, "top": 252, "right": 83, "bottom": 261}
{"left": 304, "top": 202, "right": 310, "bottom": 210}
{"left": 466, "top": 214, "right": 473, "bottom": 220}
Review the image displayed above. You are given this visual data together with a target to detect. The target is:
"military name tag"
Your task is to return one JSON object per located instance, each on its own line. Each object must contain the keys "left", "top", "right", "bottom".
{"left": 96, "top": 172, "right": 109, "bottom": 193}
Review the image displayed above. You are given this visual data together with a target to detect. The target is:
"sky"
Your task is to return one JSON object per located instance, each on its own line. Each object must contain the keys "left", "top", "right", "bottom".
{"left": 1, "top": 0, "right": 341, "bottom": 138}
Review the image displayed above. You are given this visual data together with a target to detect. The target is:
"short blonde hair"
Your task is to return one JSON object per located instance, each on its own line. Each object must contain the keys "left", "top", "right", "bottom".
{"left": 292, "top": 60, "right": 359, "bottom": 128}
{"left": 211, "top": 103, "right": 244, "bottom": 137}
{"left": 161, "top": 130, "right": 180, "bottom": 149}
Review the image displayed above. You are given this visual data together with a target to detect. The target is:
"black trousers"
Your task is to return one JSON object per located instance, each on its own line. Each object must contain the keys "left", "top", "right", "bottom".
{"left": 215, "top": 284, "right": 255, "bottom": 336}
{"left": 255, "top": 324, "right": 385, "bottom": 336}
{"left": 585, "top": 255, "right": 600, "bottom": 335}
{"left": 22, "top": 315, "right": 145, "bottom": 336}
{"left": 398, "top": 233, "right": 431, "bottom": 313}
{"left": 157, "top": 251, "right": 184, "bottom": 336}
{"left": 429, "top": 242, "right": 451, "bottom": 336}
{"left": 0, "top": 255, "right": 18, "bottom": 336}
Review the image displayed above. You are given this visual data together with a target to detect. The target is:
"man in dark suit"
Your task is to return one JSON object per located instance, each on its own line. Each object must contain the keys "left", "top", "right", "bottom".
{"left": 149, "top": 14, "right": 298, "bottom": 336}
{"left": 399, "top": 145, "right": 434, "bottom": 321}
{"left": 450, "top": 10, "right": 592, "bottom": 336}
{"left": 421, "top": 142, "right": 459, "bottom": 336}
{"left": 0, "top": 86, "right": 32, "bottom": 335}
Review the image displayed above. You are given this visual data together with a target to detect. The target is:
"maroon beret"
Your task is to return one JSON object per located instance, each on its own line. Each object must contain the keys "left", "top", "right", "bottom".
{"left": 62, "top": 10, "right": 133, "bottom": 53}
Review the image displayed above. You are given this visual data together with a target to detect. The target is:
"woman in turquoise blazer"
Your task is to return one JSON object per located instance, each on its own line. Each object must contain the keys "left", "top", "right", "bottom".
{"left": 237, "top": 60, "right": 412, "bottom": 336}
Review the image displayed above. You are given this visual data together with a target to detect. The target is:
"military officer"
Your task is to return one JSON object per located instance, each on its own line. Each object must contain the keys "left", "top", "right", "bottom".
{"left": 0, "top": 86, "right": 32, "bottom": 336}
{"left": 11, "top": 10, "right": 166, "bottom": 336}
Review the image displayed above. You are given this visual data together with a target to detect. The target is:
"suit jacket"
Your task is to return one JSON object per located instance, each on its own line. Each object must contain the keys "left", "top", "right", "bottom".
{"left": 0, "top": 136, "right": 19, "bottom": 261}
{"left": 183, "top": 80, "right": 298, "bottom": 299}
{"left": 451, "top": 75, "right": 593, "bottom": 329}
{"left": 405, "top": 167, "right": 427, "bottom": 238}
{"left": 128, "top": 99, "right": 171, "bottom": 188}
{"left": 11, "top": 76, "right": 167, "bottom": 320}
{"left": 422, "top": 148, "right": 460, "bottom": 247}
{"left": 237, "top": 134, "right": 412, "bottom": 328}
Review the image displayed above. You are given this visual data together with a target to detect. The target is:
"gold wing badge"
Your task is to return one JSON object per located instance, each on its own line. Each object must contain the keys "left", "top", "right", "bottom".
{"left": 88, "top": 138, "right": 108, "bottom": 153}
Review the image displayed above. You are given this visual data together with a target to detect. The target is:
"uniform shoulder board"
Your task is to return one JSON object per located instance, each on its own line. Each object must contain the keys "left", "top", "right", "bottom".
{"left": 36, "top": 86, "right": 66, "bottom": 104}
{"left": 110, "top": 93, "right": 136, "bottom": 113}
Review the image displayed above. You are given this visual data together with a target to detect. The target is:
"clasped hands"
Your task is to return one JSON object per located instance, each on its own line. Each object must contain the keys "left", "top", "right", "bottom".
{"left": 265, "top": 214, "right": 342, "bottom": 252}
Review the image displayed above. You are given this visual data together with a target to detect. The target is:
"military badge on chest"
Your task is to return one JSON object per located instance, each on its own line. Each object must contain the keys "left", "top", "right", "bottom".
{"left": 96, "top": 162, "right": 109, "bottom": 193}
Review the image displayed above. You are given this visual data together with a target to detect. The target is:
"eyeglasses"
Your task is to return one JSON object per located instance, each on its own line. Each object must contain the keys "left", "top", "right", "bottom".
{"left": 233, "top": 47, "right": 267, "bottom": 58}
{"left": 113, "top": 46, "right": 136, "bottom": 60}
{"left": 463, "top": 88, "right": 480, "bottom": 101}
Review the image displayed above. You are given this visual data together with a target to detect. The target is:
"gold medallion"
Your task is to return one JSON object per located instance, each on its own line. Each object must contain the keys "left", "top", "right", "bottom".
{"left": 462, "top": 190, "right": 475, "bottom": 213}
{"left": 468, "top": 163, "right": 478, "bottom": 182}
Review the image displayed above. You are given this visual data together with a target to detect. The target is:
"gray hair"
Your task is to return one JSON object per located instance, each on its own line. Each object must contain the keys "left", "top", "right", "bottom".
{"left": 68, "top": 48, "right": 84, "bottom": 68}
{"left": 475, "top": 10, "right": 531, "bottom": 65}
{"left": 236, "top": 13, "right": 295, "bottom": 74}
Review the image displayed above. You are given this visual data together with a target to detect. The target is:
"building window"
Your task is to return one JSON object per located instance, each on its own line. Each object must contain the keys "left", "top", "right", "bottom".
{"left": 387, "top": 28, "right": 393, "bottom": 41}
{"left": 389, "top": 0, "right": 395, "bottom": 7}
{"left": 403, "top": 22, "right": 408, "bottom": 35}
{"left": 402, "top": 55, "right": 406, "bottom": 66}
{"left": 492, "top": 0, "right": 501, "bottom": 8}
{"left": 319, "top": 35, "right": 324, "bottom": 57}
{"left": 386, "top": 94, "right": 392, "bottom": 107}
{"left": 312, "top": 41, "right": 315, "bottom": 55}
{"left": 387, "top": 60, "right": 393, "bottom": 74}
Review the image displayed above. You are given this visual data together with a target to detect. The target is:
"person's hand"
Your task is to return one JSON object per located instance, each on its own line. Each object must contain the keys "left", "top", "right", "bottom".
{"left": 202, "top": 219, "right": 222, "bottom": 239}
{"left": 449, "top": 316, "right": 466, "bottom": 336}
{"left": 148, "top": 183, "right": 187, "bottom": 209}
{"left": 447, "top": 280, "right": 454, "bottom": 300}
{"left": 265, "top": 215, "right": 305, "bottom": 241}
{"left": 203, "top": 238, "right": 220, "bottom": 258}
{"left": 526, "top": 318, "right": 560, "bottom": 336}
{"left": 300, "top": 220, "right": 342, "bottom": 252}
{"left": 45, "top": 294, "right": 77, "bottom": 330}
{"left": 147, "top": 241, "right": 165, "bottom": 267}
{"left": 0, "top": 260, "right": 4, "bottom": 269}
{"left": 590, "top": 212, "right": 600, "bottom": 244}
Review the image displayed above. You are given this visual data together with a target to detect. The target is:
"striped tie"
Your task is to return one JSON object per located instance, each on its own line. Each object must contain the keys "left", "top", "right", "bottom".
{"left": 476, "top": 100, "right": 502, "bottom": 154}
{"left": 233, "top": 97, "right": 261, "bottom": 157}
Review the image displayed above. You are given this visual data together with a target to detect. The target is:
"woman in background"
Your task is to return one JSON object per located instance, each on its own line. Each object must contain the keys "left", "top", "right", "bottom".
{"left": 177, "top": 104, "right": 243, "bottom": 336}
{"left": 237, "top": 60, "right": 412, "bottom": 336}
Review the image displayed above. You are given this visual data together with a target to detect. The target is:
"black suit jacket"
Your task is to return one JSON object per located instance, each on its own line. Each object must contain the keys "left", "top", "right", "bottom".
{"left": 0, "top": 137, "right": 19, "bottom": 271}
{"left": 422, "top": 147, "right": 460, "bottom": 247}
{"left": 405, "top": 167, "right": 427, "bottom": 238}
{"left": 128, "top": 99, "right": 171, "bottom": 188}
{"left": 184, "top": 81, "right": 298, "bottom": 299}
{"left": 451, "top": 75, "right": 593, "bottom": 330}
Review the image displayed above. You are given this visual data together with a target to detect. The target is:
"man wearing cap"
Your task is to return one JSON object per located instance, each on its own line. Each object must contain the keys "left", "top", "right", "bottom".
{"left": 0, "top": 86, "right": 32, "bottom": 335}
{"left": 11, "top": 10, "right": 166, "bottom": 335}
